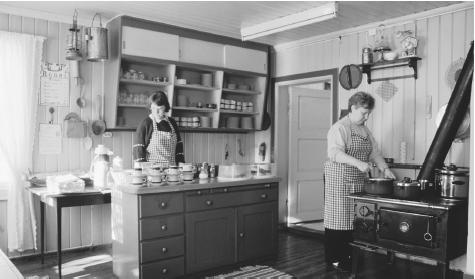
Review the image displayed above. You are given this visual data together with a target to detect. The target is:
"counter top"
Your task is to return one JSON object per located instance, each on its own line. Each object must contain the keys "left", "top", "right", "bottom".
{"left": 117, "top": 176, "right": 281, "bottom": 195}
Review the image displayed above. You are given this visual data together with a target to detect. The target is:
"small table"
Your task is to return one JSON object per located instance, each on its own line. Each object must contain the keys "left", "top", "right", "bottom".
{"left": 28, "top": 187, "right": 111, "bottom": 278}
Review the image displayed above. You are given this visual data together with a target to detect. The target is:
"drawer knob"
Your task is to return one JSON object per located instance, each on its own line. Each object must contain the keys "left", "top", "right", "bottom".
{"left": 264, "top": 184, "right": 271, "bottom": 188}
{"left": 161, "top": 225, "right": 167, "bottom": 231}
{"left": 239, "top": 232, "right": 245, "bottom": 238}
{"left": 197, "top": 190, "right": 202, "bottom": 195}
{"left": 161, "top": 268, "right": 168, "bottom": 274}
{"left": 162, "top": 247, "right": 168, "bottom": 253}
{"left": 223, "top": 188, "right": 228, "bottom": 192}
{"left": 261, "top": 193, "right": 268, "bottom": 199}
{"left": 206, "top": 200, "right": 213, "bottom": 206}
{"left": 160, "top": 202, "right": 167, "bottom": 208}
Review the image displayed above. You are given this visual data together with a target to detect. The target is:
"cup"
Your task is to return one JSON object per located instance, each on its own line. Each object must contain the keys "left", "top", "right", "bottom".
{"left": 182, "top": 171, "right": 194, "bottom": 181}
{"left": 131, "top": 174, "right": 147, "bottom": 185}
{"left": 148, "top": 174, "right": 162, "bottom": 183}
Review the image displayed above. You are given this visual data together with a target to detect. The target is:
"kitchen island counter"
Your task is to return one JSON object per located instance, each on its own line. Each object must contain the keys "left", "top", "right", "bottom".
{"left": 116, "top": 176, "right": 281, "bottom": 195}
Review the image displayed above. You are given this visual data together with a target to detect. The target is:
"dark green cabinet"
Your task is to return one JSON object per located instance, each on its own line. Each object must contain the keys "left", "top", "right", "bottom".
{"left": 237, "top": 203, "right": 278, "bottom": 261}
{"left": 185, "top": 208, "right": 235, "bottom": 273}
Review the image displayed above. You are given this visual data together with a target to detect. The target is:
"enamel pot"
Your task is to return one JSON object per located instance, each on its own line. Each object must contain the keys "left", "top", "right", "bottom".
{"left": 364, "top": 178, "right": 394, "bottom": 195}
{"left": 393, "top": 177, "right": 421, "bottom": 200}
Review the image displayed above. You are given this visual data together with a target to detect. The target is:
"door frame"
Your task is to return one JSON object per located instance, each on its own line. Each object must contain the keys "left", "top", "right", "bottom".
{"left": 272, "top": 68, "right": 339, "bottom": 225}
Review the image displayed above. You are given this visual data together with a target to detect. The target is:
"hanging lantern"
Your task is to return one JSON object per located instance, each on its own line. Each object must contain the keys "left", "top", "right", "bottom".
{"left": 66, "top": 9, "right": 82, "bottom": 61}
{"left": 85, "top": 13, "right": 108, "bottom": 62}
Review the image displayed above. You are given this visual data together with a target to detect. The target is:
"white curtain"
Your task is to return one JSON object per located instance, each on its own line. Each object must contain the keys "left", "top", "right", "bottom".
{"left": 0, "top": 31, "right": 45, "bottom": 252}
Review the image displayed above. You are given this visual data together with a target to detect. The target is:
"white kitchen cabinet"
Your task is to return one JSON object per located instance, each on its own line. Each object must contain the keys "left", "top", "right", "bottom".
{"left": 179, "top": 37, "right": 224, "bottom": 67}
{"left": 122, "top": 26, "right": 179, "bottom": 61}
{"left": 224, "top": 45, "right": 267, "bottom": 74}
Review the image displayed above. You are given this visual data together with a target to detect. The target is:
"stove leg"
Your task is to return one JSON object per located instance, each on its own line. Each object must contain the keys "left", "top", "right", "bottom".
{"left": 386, "top": 251, "right": 395, "bottom": 265}
{"left": 437, "top": 261, "right": 449, "bottom": 279}
{"left": 350, "top": 245, "right": 360, "bottom": 279}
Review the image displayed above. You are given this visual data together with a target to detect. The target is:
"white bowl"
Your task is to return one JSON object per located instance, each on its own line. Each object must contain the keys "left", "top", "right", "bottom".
{"left": 383, "top": 51, "right": 398, "bottom": 61}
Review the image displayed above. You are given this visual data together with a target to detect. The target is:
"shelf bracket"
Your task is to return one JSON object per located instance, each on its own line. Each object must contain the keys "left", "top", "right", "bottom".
{"left": 359, "top": 57, "right": 421, "bottom": 84}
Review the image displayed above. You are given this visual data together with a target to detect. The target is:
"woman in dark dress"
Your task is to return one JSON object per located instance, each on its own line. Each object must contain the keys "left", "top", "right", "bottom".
{"left": 133, "top": 91, "right": 184, "bottom": 166}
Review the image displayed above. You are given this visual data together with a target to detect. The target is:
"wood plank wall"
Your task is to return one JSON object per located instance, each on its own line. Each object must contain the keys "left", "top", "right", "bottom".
{"left": 275, "top": 8, "right": 473, "bottom": 167}
{"left": 0, "top": 12, "right": 255, "bottom": 255}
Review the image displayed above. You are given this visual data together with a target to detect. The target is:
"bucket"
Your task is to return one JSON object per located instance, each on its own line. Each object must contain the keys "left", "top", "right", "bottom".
{"left": 85, "top": 13, "right": 108, "bottom": 62}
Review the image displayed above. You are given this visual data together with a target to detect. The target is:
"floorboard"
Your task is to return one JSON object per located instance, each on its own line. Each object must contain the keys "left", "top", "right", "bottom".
{"left": 11, "top": 231, "right": 463, "bottom": 279}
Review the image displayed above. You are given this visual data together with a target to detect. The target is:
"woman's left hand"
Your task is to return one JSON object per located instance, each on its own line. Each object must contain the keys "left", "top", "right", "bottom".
{"left": 383, "top": 168, "right": 396, "bottom": 179}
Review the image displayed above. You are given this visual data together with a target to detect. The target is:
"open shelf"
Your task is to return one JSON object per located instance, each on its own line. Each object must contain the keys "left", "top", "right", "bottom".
{"left": 359, "top": 56, "right": 421, "bottom": 84}
{"left": 220, "top": 109, "right": 259, "bottom": 115}
{"left": 118, "top": 103, "right": 148, "bottom": 108}
{"left": 222, "top": 88, "right": 261, "bottom": 95}
{"left": 175, "top": 84, "right": 220, "bottom": 91}
{"left": 120, "top": 78, "right": 171, "bottom": 87}
{"left": 172, "top": 106, "right": 218, "bottom": 113}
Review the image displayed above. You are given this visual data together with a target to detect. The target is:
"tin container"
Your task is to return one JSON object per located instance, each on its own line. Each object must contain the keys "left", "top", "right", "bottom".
{"left": 362, "top": 47, "right": 373, "bottom": 64}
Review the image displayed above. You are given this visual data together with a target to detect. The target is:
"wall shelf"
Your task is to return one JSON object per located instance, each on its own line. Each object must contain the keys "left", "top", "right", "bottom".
{"left": 175, "top": 84, "right": 220, "bottom": 91}
{"left": 220, "top": 109, "right": 258, "bottom": 115}
{"left": 222, "top": 88, "right": 261, "bottom": 95}
{"left": 120, "top": 78, "right": 171, "bottom": 87}
{"left": 360, "top": 56, "right": 421, "bottom": 84}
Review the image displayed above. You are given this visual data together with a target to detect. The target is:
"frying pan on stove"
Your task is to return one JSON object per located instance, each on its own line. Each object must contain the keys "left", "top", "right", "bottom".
{"left": 339, "top": 64, "right": 363, "bottom": 90}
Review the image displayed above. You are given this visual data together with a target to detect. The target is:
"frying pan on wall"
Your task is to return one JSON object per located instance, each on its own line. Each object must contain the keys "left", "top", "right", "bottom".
{"left": 339, "top": 64, "right": 363, "bottom": 90}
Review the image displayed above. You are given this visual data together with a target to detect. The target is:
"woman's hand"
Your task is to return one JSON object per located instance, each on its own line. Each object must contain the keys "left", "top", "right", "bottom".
{"left": 356, "top": 161, "right": 372, "bottom": 173}
{"left": 383, "top": 168, "right": 396, "bottom": 179}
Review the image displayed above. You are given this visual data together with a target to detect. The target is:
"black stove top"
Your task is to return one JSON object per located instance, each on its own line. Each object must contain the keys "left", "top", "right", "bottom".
{"left": 348, "top": 192, "right": 467, "bottom": 209}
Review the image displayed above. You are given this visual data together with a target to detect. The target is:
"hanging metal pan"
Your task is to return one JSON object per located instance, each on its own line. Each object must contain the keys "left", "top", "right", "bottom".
{"left": 339, "top": 64, "right": 363, "bottom": 90}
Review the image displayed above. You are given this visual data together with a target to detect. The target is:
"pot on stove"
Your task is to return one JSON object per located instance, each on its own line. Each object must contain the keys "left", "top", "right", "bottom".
{"left": 435, "top": 164, "right": 469, "bottom": 198}
{"left": 364, "top": 178, "right": 394, "bottom": 195}
{"left": 393, "top": 177, "right": 421, "bottom": 200}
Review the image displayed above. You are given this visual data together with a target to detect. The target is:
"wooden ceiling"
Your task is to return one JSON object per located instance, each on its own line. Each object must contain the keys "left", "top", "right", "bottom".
{"left": 0, "top": 1, "right": 464, "bottom": 45}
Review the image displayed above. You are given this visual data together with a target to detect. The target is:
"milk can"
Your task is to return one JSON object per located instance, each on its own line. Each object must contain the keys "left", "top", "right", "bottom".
{"left": 85, "top": 13, "right": 108, "bottom": 62}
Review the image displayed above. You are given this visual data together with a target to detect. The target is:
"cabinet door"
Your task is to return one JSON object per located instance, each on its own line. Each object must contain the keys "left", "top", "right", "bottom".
{"left": 237, "top": 202, "right": 278, "bottom": 261}
{"left": 224, "top": 45, "right": 267, "bottom": 74}
{"left": 122, "top": 26, "right": 179, "bottom": 60}
{"left": 185, "top": 208, "right": 235, "bottom": 273}
{"left": 179, "top": 37, "right": 224, "bottom": 67}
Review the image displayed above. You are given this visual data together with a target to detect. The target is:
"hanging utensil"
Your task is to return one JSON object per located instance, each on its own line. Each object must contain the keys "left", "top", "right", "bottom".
{"left": 48, "top": 107, "right": 55, "bottom": 124}
{"left": 261, "top": 76, "right": 272, "bottom": 130}
{"left": 76, "top": 77, "right": 86, "bottom": 108}
{"left": 91, "top": 94, "right": 106, "bottom": 135}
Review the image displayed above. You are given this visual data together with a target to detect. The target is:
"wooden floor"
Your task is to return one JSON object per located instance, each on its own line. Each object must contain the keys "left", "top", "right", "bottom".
{"left": 12, "top": 230, "right": 462, "bottom": 279}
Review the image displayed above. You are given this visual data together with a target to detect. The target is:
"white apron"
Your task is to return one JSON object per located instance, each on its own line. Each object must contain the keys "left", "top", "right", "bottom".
{"left": 323, "top": 126, "right": 373, "bottom": 230}
{"left": 146, "top": 115, "right": 177, "bottom": 166}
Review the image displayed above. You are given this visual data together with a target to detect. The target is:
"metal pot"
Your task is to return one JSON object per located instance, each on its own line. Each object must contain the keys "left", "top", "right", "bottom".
{"left": 393, "top": 177, "right": 421, "bottom": 200}
{"left": 364, "top": 178, "right": 394, "bottom": 195}
{"left": 435, "top": 164, "right": 469, "bottom": 198}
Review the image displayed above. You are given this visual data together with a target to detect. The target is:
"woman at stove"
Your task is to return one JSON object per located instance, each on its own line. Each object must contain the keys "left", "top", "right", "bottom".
{"left": 323, "top": 91, "right": 395, "bottom": 271}
{"left": 133, "top": 91, "right": 185, "bottom": 166}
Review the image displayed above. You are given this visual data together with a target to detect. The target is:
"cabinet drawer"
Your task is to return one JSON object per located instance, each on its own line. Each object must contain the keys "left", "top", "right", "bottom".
{"left": 141, "top": 236, "right": 184, "bottom": 263}
{"left": 140, "top": 193, "right": 184, "bottom": 217}
{"left": 140, "top": 215, "right": 184, "bottom": 240}
{"left": 141, "top": 257, "right": 184, "bottom": 279}
{"left": 186, "top": 187, "right": 277, "bottom": 211}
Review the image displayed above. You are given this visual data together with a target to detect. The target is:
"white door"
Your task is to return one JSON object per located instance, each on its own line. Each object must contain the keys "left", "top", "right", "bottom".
{"left": 122, "top": 26, "right": 179, "bottom": 60}
{"left": 288, "top": 87, "right": 331, "bottom": 223}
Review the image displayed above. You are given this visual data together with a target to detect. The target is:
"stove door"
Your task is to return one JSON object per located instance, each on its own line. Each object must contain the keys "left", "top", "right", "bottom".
{"left": 378, "top": 208, "right": 437, "bottom": 248}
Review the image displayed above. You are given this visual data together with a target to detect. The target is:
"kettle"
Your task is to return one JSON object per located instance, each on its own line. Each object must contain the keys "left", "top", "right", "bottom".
{"left": 90, "top": 144, "right": 113, "bottom": 189}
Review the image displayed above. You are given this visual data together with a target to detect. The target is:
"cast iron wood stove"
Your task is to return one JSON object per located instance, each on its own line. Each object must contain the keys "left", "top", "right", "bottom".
{"left": 347, "top": 192, "right": 467, "bottom": 279}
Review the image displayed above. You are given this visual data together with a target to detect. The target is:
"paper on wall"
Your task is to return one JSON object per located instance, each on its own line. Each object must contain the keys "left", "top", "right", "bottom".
{"left": 39, "top": 123, "right": 62, "bottom": 155}
{"left": 40, "top": 62, "right": 70, "bottom": 106}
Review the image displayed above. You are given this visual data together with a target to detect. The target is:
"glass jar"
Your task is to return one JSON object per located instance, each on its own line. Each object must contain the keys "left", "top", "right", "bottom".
{"left": 362, "top": 48, "right": 372, "bottom": 64}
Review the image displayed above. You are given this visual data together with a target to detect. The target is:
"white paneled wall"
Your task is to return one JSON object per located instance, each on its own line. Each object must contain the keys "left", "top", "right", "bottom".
{"left": 0, "top": 12, "right": 255, "bottom": 255}
{"left": 275, "top": 8, "right": 473, "bottom": 167}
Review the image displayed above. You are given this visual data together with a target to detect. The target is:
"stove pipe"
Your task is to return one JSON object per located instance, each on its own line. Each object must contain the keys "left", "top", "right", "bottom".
{"left": 417, "top": 42, "right": 473, "bottom": 182}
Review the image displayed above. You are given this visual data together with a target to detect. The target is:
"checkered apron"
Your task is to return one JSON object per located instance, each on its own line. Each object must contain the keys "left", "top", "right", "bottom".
{"left": 146, "top": 115, "right": 177, "bottom": 166}
{"left": 323, "top": 127, "right": 372, "bottom": 230}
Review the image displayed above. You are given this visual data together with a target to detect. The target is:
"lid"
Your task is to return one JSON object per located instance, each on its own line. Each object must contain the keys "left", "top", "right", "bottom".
{"left": 436, "top": 164, "right": 469, "bottom": 175}
{"left": 396, "top": 177, "right": 420, "bottom": 187}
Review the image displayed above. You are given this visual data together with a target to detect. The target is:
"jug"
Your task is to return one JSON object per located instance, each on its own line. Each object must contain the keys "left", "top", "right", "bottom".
{"left": 90, "top": 144, "right": 112, "bottom": 189}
